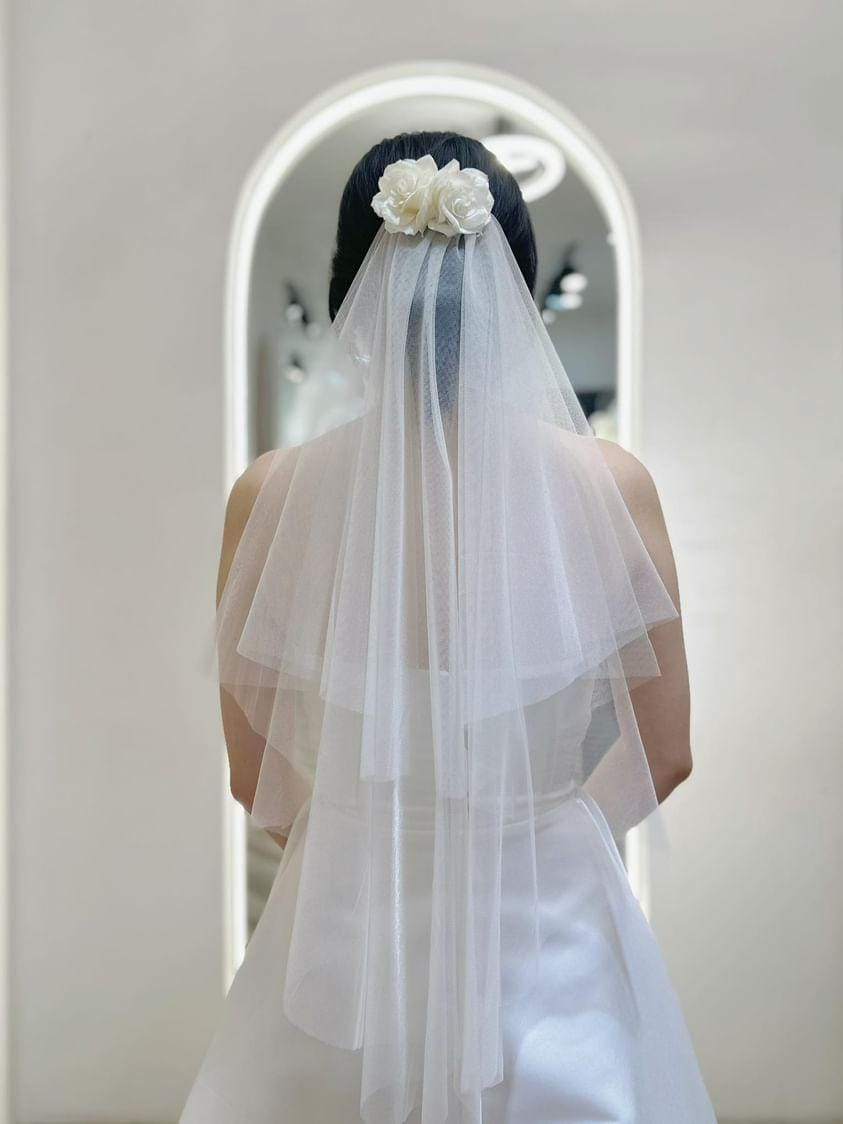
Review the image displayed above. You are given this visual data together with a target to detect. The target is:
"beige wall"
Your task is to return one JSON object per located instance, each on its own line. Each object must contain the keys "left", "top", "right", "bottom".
{"left": 6, "top": 2, "right": 842, "bottom": 1121}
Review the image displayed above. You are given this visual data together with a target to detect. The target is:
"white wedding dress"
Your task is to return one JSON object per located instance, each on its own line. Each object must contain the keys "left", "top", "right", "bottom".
{"left": 181, "top": 210, "right": 716, "bottom": 1122}
{"left": 181, "top": 736, "right": 715, "bottom": 1122}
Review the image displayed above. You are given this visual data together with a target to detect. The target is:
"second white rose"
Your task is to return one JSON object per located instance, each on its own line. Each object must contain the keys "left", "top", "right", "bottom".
{"left": 427, "top": 161, "right": 495, "bottom": 237}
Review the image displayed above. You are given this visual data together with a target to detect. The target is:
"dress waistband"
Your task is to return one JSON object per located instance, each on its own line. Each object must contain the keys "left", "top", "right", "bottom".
{"left": 286, "top": 782, "right": 582, "bottom": 839}
{"left": 376, "top": 781, "right": 581, "bottom": 835}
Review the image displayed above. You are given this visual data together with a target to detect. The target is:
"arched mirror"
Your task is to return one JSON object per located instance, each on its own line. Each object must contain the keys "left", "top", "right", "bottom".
{"left": 224, "top": 63, "right": 642, "bottom": 970}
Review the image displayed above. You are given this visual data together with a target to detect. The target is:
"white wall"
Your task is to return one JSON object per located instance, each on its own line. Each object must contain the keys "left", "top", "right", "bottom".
{"left": 7, "top": 2, "right": 842, "bottom": 1122}
{"left": 0, "top": 0, "right": 10, "bottom": 1117}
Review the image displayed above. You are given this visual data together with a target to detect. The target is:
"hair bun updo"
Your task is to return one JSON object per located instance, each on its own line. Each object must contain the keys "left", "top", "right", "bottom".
{"left": 329, "top": 130, "right": 537, "bottom": 320}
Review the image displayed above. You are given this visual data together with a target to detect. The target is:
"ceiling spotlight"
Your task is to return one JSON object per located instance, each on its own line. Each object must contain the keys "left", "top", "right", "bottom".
{"left": 557, "top": 244, "right": 588, "bottom": 296}
{"left": 541, "top": 307, "right": 557, "bottom": 325}
{"left": 284, "top": 282, "right": 312, "bottom": 329}
{"left": 481, "top": 133, "right": 566, "bottom": 203}
{"left": 283, "top": 354, "right": 307, "bottom": 383}
{"left": 560, "top": 270, "right": 588, "bottom": 294}
{"left": 542, "top": 244, "right": 587, "bottom": 315}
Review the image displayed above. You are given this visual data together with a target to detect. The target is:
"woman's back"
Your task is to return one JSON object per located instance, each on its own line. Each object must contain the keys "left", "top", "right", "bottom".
{"left": 182, "top": 136, "right": 713, "bottom": 1123}
{"left": 219, "top": 422, "right": 691, "bottom": 825}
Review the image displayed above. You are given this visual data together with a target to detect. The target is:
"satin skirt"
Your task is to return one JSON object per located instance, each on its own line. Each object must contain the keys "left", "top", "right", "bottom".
{"left": 180, "top": 791, "right": 716, "bottom": 1123}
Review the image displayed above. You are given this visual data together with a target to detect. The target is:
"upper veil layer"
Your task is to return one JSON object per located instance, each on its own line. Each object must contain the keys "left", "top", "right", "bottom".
{"left": 216, "top": 216, "right": 678, "bottom": 1123}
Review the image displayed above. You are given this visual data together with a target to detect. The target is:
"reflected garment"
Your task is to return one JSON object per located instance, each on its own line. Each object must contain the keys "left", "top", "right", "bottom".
{"left": 181, "top": 786, "right": 715, "bottom": 1123}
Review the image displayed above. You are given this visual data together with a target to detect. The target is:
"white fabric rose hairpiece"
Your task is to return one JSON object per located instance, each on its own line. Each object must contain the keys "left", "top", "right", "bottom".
{"left": 371, "top": 154, "right": 495, "bottom": 238}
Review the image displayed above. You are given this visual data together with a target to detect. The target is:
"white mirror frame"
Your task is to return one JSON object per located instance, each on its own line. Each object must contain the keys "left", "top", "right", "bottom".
{"left": 222, "top": 60, "right": 645, "bottom": 982}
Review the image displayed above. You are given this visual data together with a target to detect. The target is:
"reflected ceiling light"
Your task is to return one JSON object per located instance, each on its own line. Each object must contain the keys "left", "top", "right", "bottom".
{"left": 481, "top": 133, "right": 566, "bottom": 202}
{"left": 283, "top": 354, "right": 307, "bottom": 383}
{"left": 557, "top": 245, "right": 588, "bottom": 295}
{"left": 284, "top": 282, "right": 312, "bottom": 329}
{"left": 546, "top": 291, "right": 583, "bottom": 312}
{"left": 543, "top": 245, "right": 587, "bottom": 315}
{"left": 541, "top": 307, "right": 557, "bottom": 325}
{"left": 560, "top": 270, "right": 588, "bottom": 294}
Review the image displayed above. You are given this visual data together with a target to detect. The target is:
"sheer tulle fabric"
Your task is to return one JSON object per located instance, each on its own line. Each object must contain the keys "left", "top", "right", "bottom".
{"left": 216, "top": 217, "right": 678, "bottom": 1123}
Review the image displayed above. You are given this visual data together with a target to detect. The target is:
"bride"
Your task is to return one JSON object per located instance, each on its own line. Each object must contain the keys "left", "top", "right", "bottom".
{"left": 180, "top": 132, "right": 716, "bottom": 1123}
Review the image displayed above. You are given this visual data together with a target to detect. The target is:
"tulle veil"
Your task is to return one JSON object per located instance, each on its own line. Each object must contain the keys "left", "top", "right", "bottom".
{"left": 215, "top": 211, "right": 678, "bottom": 1123}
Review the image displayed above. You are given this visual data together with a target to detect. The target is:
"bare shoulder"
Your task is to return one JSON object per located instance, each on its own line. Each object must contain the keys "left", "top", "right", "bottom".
{"left": 596, "top": 438, "right": 680, "bottom": 604}
{"left": 595, "top": 438, "right": 664, "bottom": 528}
{"left": 224, "top": 450, "right": 279, "bottom": 533}
{"left": 217, "top": 450, "right": 281, "bottom": 602}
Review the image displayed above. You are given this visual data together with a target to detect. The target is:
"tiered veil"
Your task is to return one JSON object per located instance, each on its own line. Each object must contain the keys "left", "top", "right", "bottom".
{"left": 216, "top": 215, "right": 678, "bottom": 1123}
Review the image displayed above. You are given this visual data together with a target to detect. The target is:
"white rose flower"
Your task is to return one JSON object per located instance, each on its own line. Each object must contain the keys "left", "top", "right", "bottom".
{"left": 370, "top": 154, "right": 438, "bottom": 235}
{"left": 427, "top": 160, "right": 495, "bottom": 237}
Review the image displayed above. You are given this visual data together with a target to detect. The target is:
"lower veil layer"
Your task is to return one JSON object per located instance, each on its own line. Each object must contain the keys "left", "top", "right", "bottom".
{"left": 216, "top": 218, "right": 678, "bottom": 1124}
